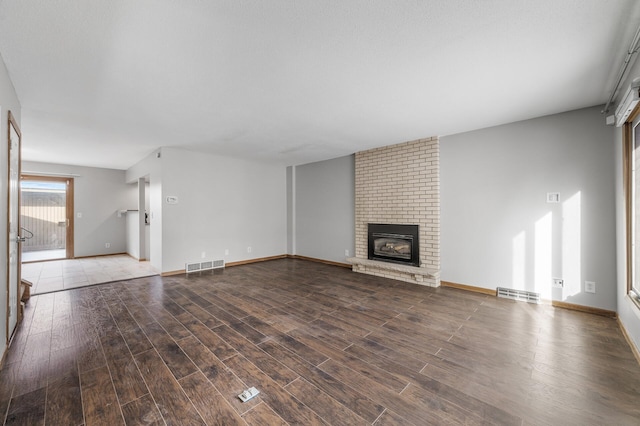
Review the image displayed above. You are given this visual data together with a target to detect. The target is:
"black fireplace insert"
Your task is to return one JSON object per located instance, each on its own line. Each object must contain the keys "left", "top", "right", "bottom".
{"left": 368, "top": 223, "right": 419, "bottom": 267}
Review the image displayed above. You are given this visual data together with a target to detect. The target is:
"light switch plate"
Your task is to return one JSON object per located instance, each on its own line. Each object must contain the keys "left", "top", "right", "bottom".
{"left": 546, "top": 192, "right": 560, "bottom": 203}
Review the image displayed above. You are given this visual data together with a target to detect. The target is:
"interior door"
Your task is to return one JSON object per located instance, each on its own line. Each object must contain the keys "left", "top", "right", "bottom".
{"left": 7, "top": 111, "right": 21, "bottom": 342}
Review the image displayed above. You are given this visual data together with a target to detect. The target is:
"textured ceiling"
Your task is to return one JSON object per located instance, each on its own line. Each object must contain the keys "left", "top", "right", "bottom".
{"left": 1, "top": 0, "right": 639, "bottom": 170}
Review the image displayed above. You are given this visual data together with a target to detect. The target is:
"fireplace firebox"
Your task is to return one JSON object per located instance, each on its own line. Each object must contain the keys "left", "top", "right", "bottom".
{"left": 368, "top": 223, "right": 419, "bottom": 267}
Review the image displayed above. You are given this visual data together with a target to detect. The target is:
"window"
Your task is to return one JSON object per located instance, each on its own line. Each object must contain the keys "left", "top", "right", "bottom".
{"left": 625, "top": 111, "right": 640, "bottom": 307}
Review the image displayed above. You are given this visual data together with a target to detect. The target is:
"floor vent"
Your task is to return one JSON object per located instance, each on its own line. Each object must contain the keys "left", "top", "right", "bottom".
{"left": 185, "top": 259, "right": 225, "bottom": 273}
{"left": 496, "top": 287, "right": 540, "bottom": 304}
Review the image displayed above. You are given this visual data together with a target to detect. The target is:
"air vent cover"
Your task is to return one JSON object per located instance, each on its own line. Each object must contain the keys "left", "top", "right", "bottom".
{"left": 496, "top": 287, "right": 540, "bottom": 304}
{"left": 185, "top": 259, "right": 225, "bottom": 273}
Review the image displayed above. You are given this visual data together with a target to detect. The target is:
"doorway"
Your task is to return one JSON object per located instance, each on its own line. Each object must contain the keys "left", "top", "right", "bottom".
{"left": 20, "top": 175, "right": 74, "bottom": 262}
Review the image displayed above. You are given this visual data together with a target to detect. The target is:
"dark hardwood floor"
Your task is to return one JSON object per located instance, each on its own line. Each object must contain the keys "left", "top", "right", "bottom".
{"left": 1, "top": 258, "right": 639, "bottom": 425}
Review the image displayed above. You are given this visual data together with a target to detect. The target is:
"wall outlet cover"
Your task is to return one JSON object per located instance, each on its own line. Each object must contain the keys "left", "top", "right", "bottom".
{"left": 585, "top": 281, "right": 596, "bottom": 293}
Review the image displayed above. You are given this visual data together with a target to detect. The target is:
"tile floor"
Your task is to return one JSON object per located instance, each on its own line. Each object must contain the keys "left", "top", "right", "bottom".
{"left": 22, "top": 254, "right": 159, "bottom": 295}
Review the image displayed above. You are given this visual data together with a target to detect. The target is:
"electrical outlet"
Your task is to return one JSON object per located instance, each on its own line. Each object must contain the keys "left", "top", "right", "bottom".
{"left": 585, "top": 281, "right": 596, "bottom": 293}
{"left": 247, "top": 246, "right": 252, "bottom": 253}
{"left": 105, "top": 243, "right": 111, "bottom": 248}
{"left": 225, "top": 249, "right": 229, "bottom": 256}
{"left": 345, "top": 249, "right": 349, "bottom": 256}
{"left": 552, "top": 278, "right": 564, "bottom": 288}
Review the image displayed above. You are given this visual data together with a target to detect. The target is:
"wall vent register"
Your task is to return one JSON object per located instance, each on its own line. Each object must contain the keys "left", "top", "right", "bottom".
{"left": 185, "top": 259, "right": 224, "bottom": 273}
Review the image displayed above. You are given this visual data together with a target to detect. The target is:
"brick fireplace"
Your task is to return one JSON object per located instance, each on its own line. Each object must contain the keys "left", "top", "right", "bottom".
{"left": 348, "top": 137, "right": 440, "bottom": 286}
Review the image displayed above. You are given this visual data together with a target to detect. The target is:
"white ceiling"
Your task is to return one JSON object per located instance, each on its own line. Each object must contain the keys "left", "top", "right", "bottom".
{"left": 1, "top": 0, "right": 639, "bottom": 170}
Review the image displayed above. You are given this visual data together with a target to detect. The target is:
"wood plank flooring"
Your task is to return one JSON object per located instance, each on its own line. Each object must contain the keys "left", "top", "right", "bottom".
{"left": 1, "top": 258, "right": 639, "bottom": 425}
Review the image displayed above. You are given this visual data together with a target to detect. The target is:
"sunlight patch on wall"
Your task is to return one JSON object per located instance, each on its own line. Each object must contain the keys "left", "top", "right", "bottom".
{"left": 534, "top": 212, "right": 553, "bottom": 299}
{"left": 562, "top": 191, "right": 581, "bottom": 298}
{"left": 512, "top": 231, "right": 526, "bottom": 290}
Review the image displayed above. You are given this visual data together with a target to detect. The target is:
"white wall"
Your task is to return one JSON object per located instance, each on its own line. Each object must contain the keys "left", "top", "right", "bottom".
{"left": 163, "top": 148, "right": 287, "bottom": 272}
{"left": 22, "top": 161, "right": 136, "bottom": 257}
{"left": 144, "top": 181, "right": 150, "bottom": 260}
{"left": 441, "top": 106, "right": 616, "bottom": 311}
{"left": 126, "top": 150, "right": 162, "bottom": 270}
{"left": 126, "top": 211, "right": 140, "bottom": 259}
{"left": 0, "top": 52, "right": 21, "bottom": 360}
{"left": 127, "top": 148, "right": 287, "bottom": 274}
{"left": 294, "top": 155, "right": 355, "bottom": 263}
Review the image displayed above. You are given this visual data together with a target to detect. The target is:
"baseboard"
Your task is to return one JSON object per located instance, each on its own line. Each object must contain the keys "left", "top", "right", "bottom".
{"left": 73, "top": 252, "right": 128, "bottom": 260}
{"left": 163, "top": 255, "right": 290, "bottom": 276}
{"left": 226, "top": 255, "right": 288, "bottom": 267}
{"left": 439, "top": 281, "right": 618, "bottom": 319}
{"left": 124, "top": 253, "right": 149, "bottom": 262}
{"left": 21, "top": 251, "right": 129, "bottom": 264}
{"left": 550, "top": 300, "right": 617, "bottom": 318}
{"left": 22, "top": 258, "right": 62, "bottom": 265}
{"left": 287, "top": 254, "right": 351, "bottom": 269}
{"left": 618, "top": 318, "right": 640, "bottom": 365}
{"left": 161, "top": 269, "right": 185, "bottom": 277}
{"left": 440, "top": 280, "right": 496, "bottom": 296}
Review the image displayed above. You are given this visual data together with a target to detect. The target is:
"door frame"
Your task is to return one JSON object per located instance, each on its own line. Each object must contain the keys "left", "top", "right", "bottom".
{"left": 20, "top": 175, "right": 75, "bottom": 260}
{"left": 6, "top": 110, "right": 21, "bottom": 344}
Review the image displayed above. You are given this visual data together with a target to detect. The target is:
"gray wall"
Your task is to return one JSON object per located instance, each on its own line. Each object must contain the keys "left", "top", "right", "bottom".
{"left": 294, "top": 155, "right": 355, "bottom": 263}
{"left": 441, "top": 106, "right": 616, "bottom": 311}
{"left": 22, "top": 161, "right": 136, "bottom": 257}
{"left": 286, "top": 166, "right": 294, "bottom": 254}
{"left": 0, "top": 52, "right": 21, "bottom": 359}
